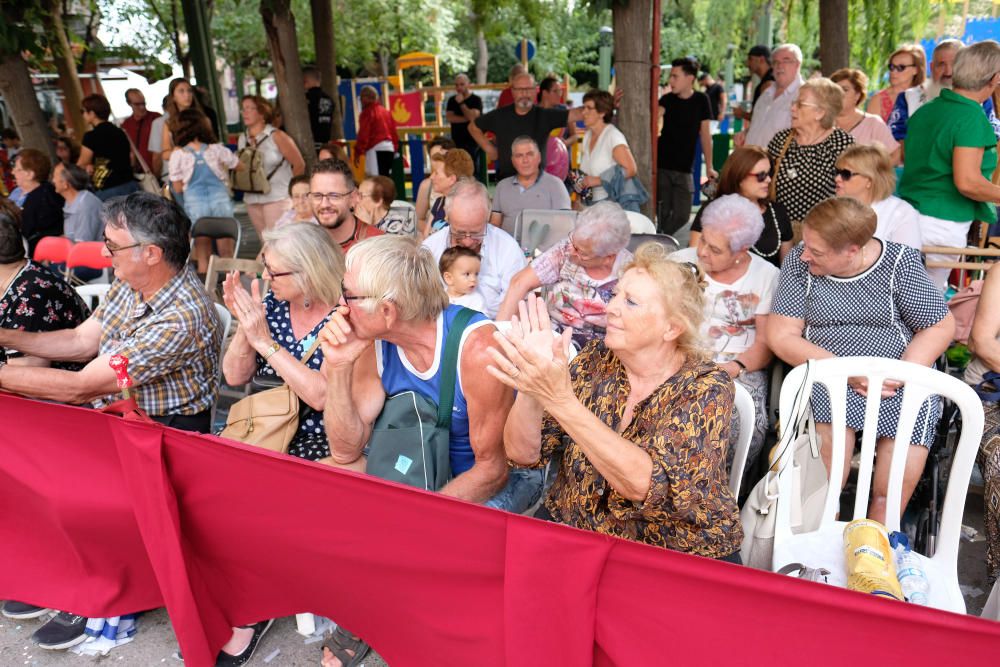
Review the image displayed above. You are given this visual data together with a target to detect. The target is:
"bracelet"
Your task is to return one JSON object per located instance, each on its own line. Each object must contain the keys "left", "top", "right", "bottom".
{"left": 262, "top": 342, "right": 281, "bottom": 362}
{"left": 732, "top": 359, "right": 747, "bottom": 377}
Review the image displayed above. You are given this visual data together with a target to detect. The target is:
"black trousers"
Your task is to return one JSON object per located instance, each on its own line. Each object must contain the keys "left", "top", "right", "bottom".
{"left": 151, "top": 409, "right": 212, "bottom": 434}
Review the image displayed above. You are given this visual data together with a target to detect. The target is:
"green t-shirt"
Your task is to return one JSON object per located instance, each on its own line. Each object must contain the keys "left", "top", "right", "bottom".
{"left": 898, "top": 88, "right": 997, "bottom": 224}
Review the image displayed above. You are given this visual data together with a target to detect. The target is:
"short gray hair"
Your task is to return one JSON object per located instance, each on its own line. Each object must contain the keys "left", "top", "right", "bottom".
{"left": 101, "top": 192, "right": 190, "bottom": 270}
{"left": 262, "top": 222, "right": 344, "bottom": 306}
{"left": 933, "top": 39, "right": 963, "bottom": 60}
{"left": 800, "top": 78, "right": 844, "bottom": 129}
{"left": 699, "top": 193, "right": 764, "bottom": 252}
{"left": 59, "top": 162, "right": 91, "bottom": 191}
{"left": 346, "top": 235, "right": 449, "bottom": 322}
{"left": 511, "top": 136, "right": 540, "bottom": 153}
{"left": 953, "top": 40, "right": 1000, "bottom": 91}
{"left": 573, "top": 201, "right": 631, "bottom": 256}
{"left": 773, "top": 43, "right": 803, "bottom": 64}
{"left": 443, "top": 178, "right": 491, "bottom": 222}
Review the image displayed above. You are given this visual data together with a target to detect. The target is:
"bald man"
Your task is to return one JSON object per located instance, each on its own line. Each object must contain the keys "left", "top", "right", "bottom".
{"left": 445, "top": 73, "right": 483, "bottom": 159}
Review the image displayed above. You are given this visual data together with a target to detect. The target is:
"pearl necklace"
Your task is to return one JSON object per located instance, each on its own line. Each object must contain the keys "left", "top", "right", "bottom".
{"left": 751, "top": 203, "right": 782, "bottom": 258}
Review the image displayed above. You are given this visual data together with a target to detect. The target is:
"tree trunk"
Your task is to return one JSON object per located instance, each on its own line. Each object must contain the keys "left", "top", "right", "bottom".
{"left": 309, "top": 0, "right": 343, "bottom": 140}
{"left": 612, "top": 0, "right": 653, "bottom": 218}
{"left": 475, "top": 30, "right": 488, "bottom": 84}
{"left": 0, "top": 53, "right": 55, "bottom": 161}
{"left": 818, "top": 0, "right": 849, "bottom": 75}
{"left": 260, "top": 0, "right": 315, "bottom": 169}
{"left": 44, "top": 0, "right": 86, "bottom": 138}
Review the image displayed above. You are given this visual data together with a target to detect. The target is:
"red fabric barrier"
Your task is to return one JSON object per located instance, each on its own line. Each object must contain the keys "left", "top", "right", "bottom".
{"left": 1, "top": 392, "right": 999, "bottom": 666}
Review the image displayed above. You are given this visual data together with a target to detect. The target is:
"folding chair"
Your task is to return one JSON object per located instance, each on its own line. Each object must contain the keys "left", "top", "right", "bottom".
{"left": 770, "top": 357, "right": 984, "bottom": 613}
{"left": 627, "top": 233, "right": 680, "bottom": 254}
{"left": 74, "top": 283, "right": 112, "bottom": 311}
{"left": 65, "top": 242, "right": 111, "bottom": 285}
{"left": 514, "top": 209, "right": 578, "bottom": 255}
{"left": 203, "top": 255, "right": 264, "bottom": 304}
{"left": 33, "top": 236, "right": 73, "bottom": 266}
{"left": 729, "top": 382, "right": 756, "bottom": 498}
{"left": 192, "top": 217, "right": 242, "bottom": 258}
{"left": 382, "top": 200, "right": 417, "bottom": 236}
{"left": 211, "top": 302, "right": 234, "bottom": 430}
{"left": 922, "top": 244, "right": 1000, "bottom": 287}
{"left": 624, "top": 211, "right": 656, "bottom": 234}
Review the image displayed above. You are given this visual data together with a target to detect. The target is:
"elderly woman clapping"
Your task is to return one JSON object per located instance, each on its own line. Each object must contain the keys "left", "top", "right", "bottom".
{"left": 672, "top": 194, "right": 780, "bottom": 481}
{"left": 496, "top": 201, "right": 632, "bottom": 348}
{"left": 490, "top": 247, "right": 743, "bottom": 561}
{"left": 769, "top": 78, "right": 855, "bottom": 226}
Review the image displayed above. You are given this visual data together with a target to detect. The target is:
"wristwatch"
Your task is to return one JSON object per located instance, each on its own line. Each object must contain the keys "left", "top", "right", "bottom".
{"left": 262, "top": 342, "right": 281, "bottom": 362}
{"left": 732, "top": 359, "right": 747, "bottom": 377}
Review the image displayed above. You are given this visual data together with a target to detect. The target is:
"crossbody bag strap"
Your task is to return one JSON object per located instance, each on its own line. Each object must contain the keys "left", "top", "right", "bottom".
{"left": 435, "top": 308, "right": 477, "bottom": 429}
{"left": 769, "top": 130, "right": 795, "bottom": 200}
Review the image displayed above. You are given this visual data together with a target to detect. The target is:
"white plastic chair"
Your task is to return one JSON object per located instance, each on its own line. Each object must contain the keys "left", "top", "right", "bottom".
{"left": 728, "top": 381, "right": 755, "bottom": 497}
{"left": 513, "top": 209, "right": 578, "bottom": 255}
{"left": 627, "top": 233, "right": 680, "bottom": 254}
{"left": 211, "top": 303, "right": 234, "bottom": 430}
{"left": 624, "top": 210, "right": 656, "bottom": 234}
{"left": 771, "top": 357, "right": 984, "bottom": 614}
{"left": 74, "top": 283, "right": 112, "bottom": 311}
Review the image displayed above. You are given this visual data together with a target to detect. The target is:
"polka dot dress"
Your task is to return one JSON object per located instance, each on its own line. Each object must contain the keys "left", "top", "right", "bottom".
{"left": 768, "top": 127, "right": 854, "bottom": 223}
{"left": 770, "top": 241, "right": 950, "bottom": 445}
{"left": 256, "top": 292, "right": 331, "bottom": 460}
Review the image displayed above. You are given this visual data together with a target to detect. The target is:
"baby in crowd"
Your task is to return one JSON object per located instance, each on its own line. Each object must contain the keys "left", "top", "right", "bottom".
{"left": 438, "top": 246, "right": 485, "bottom": 312}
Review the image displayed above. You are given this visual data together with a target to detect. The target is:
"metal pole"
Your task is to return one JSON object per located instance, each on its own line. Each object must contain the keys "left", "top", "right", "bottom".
{"left": 180, "top": 0, "right": 227, "bottom": 141}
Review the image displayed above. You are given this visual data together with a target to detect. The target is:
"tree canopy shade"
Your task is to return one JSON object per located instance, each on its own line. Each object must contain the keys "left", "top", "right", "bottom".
{"left": 0, "top": 3, "right": 56, "bottom": 159}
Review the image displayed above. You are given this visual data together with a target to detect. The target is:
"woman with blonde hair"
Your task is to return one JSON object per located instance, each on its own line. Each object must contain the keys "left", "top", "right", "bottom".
{"left": 491, "top": 244, "right": 743, "bottom": 561}
{"left": 867, "top": 45, "right": 926, "bottom": 122}
{"left": 834, "top": 143, "right": 921, "bottom": 248}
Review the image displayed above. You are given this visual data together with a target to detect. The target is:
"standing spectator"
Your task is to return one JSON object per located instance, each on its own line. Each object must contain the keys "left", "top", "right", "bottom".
{"left": 353, "top": 86, "right": 398, "bottom": 177}
{"left": 767, "top": 78, "right": 854, "bottom": 226}
{"left": 576, "top": 90, "right": 638, "bottom": 207}
{"left": 831, "top": 68, "right": 900, "bottom": 164}
{"left": 239, "top": 95, "right": 306, "bottom": 241}
{"left": 898, "top": 40, "right": 1000, "bottom": 289}
{"left": 168, "top": 109, "right": 240, "bottom": 274}
{"left": 889, "top": 39, "right": 962, "bottom": 142}
{"left": 740, "top": 44, "right": 804, "bottom": 149}
{"left": 54, "top": 136, "right": 79, "bottom": 165}
{"left": 159, "top": 78, "right": 203, "bottom": 165}
{"left": 147, "top": 95, "right": 170, "bottom": 179}
{"left": 13, "top": 149, "right": 63, "bottom": 256}
{"left": 78, "top": 94, "right": 139, "bottom": 201}
{"left": 734, "top": 45, "right": 774, "bottom": 122}
{"left": 303, "top": 66, "right": 336, "bottom": 151}
{"left": 309, "top": 158, "right": 384, "bottom": 253}
{"left": 699, "top": 72, "right": 727, "bottom": 123}
{"left": 445, "top": 74, "right": 483, "bottom": 161}
{"left": 834, "top": 144, "right": 922, "bottom": 249}
{"left": 489, "top": 137, "right": 570, "bottom": 229}
{"left": 537, "top": 75, "right": 576, "bottom": 179}
{"left": 496, "top": 64, "right": 527, "bottom": 109}
{"left": 120, "top": 88, "right": 161, "bottom": 176}
{"left": 275, "top": 175, "right": 317, "bottom": 228}
{"left": 656, "top": 57, "right": 717, "bottom": 234}
{"left": 52, "top": 163, "right": 102, "bottom": 244}
{"left": 468, "top": 72, "right": 584, "bottom": 182}
{"left": 866, "top": 45, "right": 926, "bottom": 123}
{"left": 423, "top": 148, "right": 474, "bottom": 237}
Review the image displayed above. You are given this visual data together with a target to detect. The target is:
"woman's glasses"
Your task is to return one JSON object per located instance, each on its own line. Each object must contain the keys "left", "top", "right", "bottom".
{"left": 834, "top": 168, "right": 864, "bottom": 181}
{"left": 887, "top": 63, "right": 916, "bottom": 73}
{"left": 747, "top": 170, "right": 771, "bottom": 183}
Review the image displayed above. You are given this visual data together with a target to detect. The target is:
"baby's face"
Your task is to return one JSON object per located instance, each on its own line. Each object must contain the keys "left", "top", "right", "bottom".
{"left": 445, "top": 255, "right": 480, "bottom": 294}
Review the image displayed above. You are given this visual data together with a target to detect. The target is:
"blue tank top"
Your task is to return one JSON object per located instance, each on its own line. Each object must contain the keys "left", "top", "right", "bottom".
{"left": 376, "top": 305, "right": 490, "bottom": 475}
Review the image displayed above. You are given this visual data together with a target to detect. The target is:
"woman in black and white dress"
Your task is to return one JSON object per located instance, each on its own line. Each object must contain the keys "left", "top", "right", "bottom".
{"left": 767, "top": 197, "right": 954, "bottom": 524}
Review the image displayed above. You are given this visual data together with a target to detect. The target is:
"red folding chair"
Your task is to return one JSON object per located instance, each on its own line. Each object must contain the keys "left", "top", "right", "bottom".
{"left": 65, "top": 241, "right": 112, "bottom": 284}
{"left": 32, "top": 236, "right": 73, "bottom": 265}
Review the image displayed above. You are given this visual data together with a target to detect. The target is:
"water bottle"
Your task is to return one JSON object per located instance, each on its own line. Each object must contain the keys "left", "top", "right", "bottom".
{"left": 889, "top": 531, "right": 930, "bottom": 606}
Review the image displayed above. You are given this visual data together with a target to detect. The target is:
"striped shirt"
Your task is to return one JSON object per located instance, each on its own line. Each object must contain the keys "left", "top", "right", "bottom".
{"left": 92, "top": 265, "right": 221, "bottom": 415}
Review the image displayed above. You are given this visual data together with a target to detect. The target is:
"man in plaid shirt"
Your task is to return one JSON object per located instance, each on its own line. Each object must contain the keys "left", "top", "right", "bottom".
{"left": 0, "top": 192, "right": 221, "bottom": 433}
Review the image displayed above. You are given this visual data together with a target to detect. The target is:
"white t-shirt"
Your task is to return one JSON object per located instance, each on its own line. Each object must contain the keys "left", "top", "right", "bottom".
{"left": 671, "top": 247, "right": 779, "bottom": 362}
{"left": 746, "top": 77, "right": 803, "bottom": 148}
{"left": 870, "top": 196, "right": 922, "bottom": 250}
{"left": 579, "top": 124, "right": 628, "bottom": 202}
{"left": 423, "top": 225, "right": 526, "bottom": 318}
{"left": 450, "top": 291, "right": 486, "bottom": 313}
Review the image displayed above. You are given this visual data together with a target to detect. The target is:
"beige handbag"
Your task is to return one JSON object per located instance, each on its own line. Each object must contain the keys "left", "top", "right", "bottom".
{"left": 219, "top": 338, "right": 321, "bottom": 453}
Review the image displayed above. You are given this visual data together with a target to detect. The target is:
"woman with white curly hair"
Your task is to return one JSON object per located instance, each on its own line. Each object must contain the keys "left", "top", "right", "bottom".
{"left": 672, "top": 193, "right": 780, "bottom": 482}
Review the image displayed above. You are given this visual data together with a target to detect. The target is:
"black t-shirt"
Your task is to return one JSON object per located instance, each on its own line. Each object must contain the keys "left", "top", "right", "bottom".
{"left": 446, "top": 93, "right": 483, "bottom": 155}
{"left": 20, "top": 182, "right": 64, "bottom": 256}
{"left": 704, "top": 83, "right": 725, "bottom": 120}
{"left": 82, "top": 122, "right": 133, "bottom": 190}
{"left": 657, "top": 92, "right": 712, "bottom": 173}
{"left": 475, "top": 105, "right": 569, "bottom": 180}
{"left": 307, "top": 86, "right": 335, "bottom": 147}
{"left": 690, "top": 199, "right": 792, "bottom": 268}
{"left": 751, "top": 69, "right": 775, "bottom": 108}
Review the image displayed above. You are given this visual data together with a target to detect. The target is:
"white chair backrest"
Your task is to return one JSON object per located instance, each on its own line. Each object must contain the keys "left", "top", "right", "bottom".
{"left": 74, "top": 283, "right": 112, "bottom": 311}
{"left": 515, "top": 209, "right": 578, "bottom": 255}
{"left": 728, "top": 382, "right": 755, "bottom": 497}
{"left": 383, "top": 202, "right": 417, "bottom": 236}
{"left": 624, "top": 210, "right": 656, "bottom": 234}
{"left": 214, "top": 302, "right": 233, "bottom": 347}
{"left": 775, "top": 357, "right": 983, "bottom": 569}
{"left": 627, "top": 233, "right": 680, "bottom": 254}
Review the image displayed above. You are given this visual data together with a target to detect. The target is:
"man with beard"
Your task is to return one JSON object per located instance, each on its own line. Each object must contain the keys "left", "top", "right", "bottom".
{"left": 309, "top": 158, "right": 384, "bottom": 254}
{"left": 421, "top": 179, "right": 524, "bottom": 318}
{"left": 468, "top": 72, "right": 584, "bottom": 181}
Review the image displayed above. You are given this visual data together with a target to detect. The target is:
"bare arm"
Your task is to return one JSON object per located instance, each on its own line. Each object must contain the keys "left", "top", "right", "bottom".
{"left": 222, "top": 328, "right": 258, "bottom": 385}
{"left": 865, "top": 94, "right": 882, "bottom": 116}
{"left": 467, "top": 119, "right": 498, "bottom": 162}
{"left": 612, "top": 143, "right": 637, "bottom": 179}
{"left": 503, "top": 390, "right": 546, "bottom": 466}
{"left": 437, "top": 327, "right": 512, "bottom": 502}
{"left": 971, "top": 266, "right": 1000, "bottom": 372}
{"left": 953, "top": 146, "right": 1000, "bottom": 204}
{"left": 0, "top": 316, "right": 101, "bottom": 363}
{"left": 0, "top": 352, "right": 120, "bottom": 405}
{"left": 495, "top": 266, "right": 542, "bottom": 321}
{"left": 720, "top": 313, "right": 774, "bottom": 378}
{"left": 900, "top": 312, "right": 955, "bottom": 366}
{"left": 77, "top": 146, "right": 94, "bottom": 169}
{"left": 688, "top": 230, "right": 701, "bottom": 248}
{"left": 766, "top": 313, "right": 835, "bottom": 367}
{"left": 700, "top": 119, "right": 717, "bottom": 179}
{"left": 779, "top": 241, "right": 793, "bottom": 262}
{"left": 160, "top": 123, "right": 174, "bottom": 161}
{"left": 488, "top": 211, "right": 503, "bottom": 228}
{"left": 274, "top": 130, "right": 306, "bottom": 177}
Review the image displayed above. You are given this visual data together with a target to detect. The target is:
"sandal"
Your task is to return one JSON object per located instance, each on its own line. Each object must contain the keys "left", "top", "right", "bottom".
{"left": 322, "top": 626, "right": 371, "bottom": 667}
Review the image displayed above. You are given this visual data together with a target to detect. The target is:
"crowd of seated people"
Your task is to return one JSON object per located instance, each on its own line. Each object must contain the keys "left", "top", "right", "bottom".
{"left": 2, "top": 37, "right": 1000, "bottom": 666}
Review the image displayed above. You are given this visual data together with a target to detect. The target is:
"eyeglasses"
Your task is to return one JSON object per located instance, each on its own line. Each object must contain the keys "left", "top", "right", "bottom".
{"left": 747, "top": 170, "right": 771, "bottom": 183}
{"left": 834, "top": 168, "right": 865, "bottom": 181}
{"left": 262, "top": 256, "right": 295, "bottom": 278}
{"left": 568, "top": 233, "right": 597, "bottom": 261}
{"left": 309, "top": 190, "right": 354, "bottom": 204}
{"left": 340, "top": 280, "right": 368, "bottom": 302}
{"left": 888, "top": 63, "right": 916, "bottom": 72}
{"left": 449, "top": 229, "right": 487, "bottom": 243}
{"left": 103, "top": 237, "right": 143, "bottom": 255}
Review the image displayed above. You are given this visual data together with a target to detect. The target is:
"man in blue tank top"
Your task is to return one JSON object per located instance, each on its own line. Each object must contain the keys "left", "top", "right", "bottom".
{"left": 319, "top": 234, "right": 517, "bottom": 504}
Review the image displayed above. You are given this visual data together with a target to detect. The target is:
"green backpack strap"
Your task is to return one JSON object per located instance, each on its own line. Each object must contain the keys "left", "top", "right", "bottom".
{"left": 435, "top": 307, "right": 477, "bottom": 429}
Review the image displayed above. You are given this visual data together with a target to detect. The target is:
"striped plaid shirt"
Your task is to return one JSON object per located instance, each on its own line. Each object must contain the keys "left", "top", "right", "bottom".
{"left": 92, "top": 265, "right": 221, "bottom": 415}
